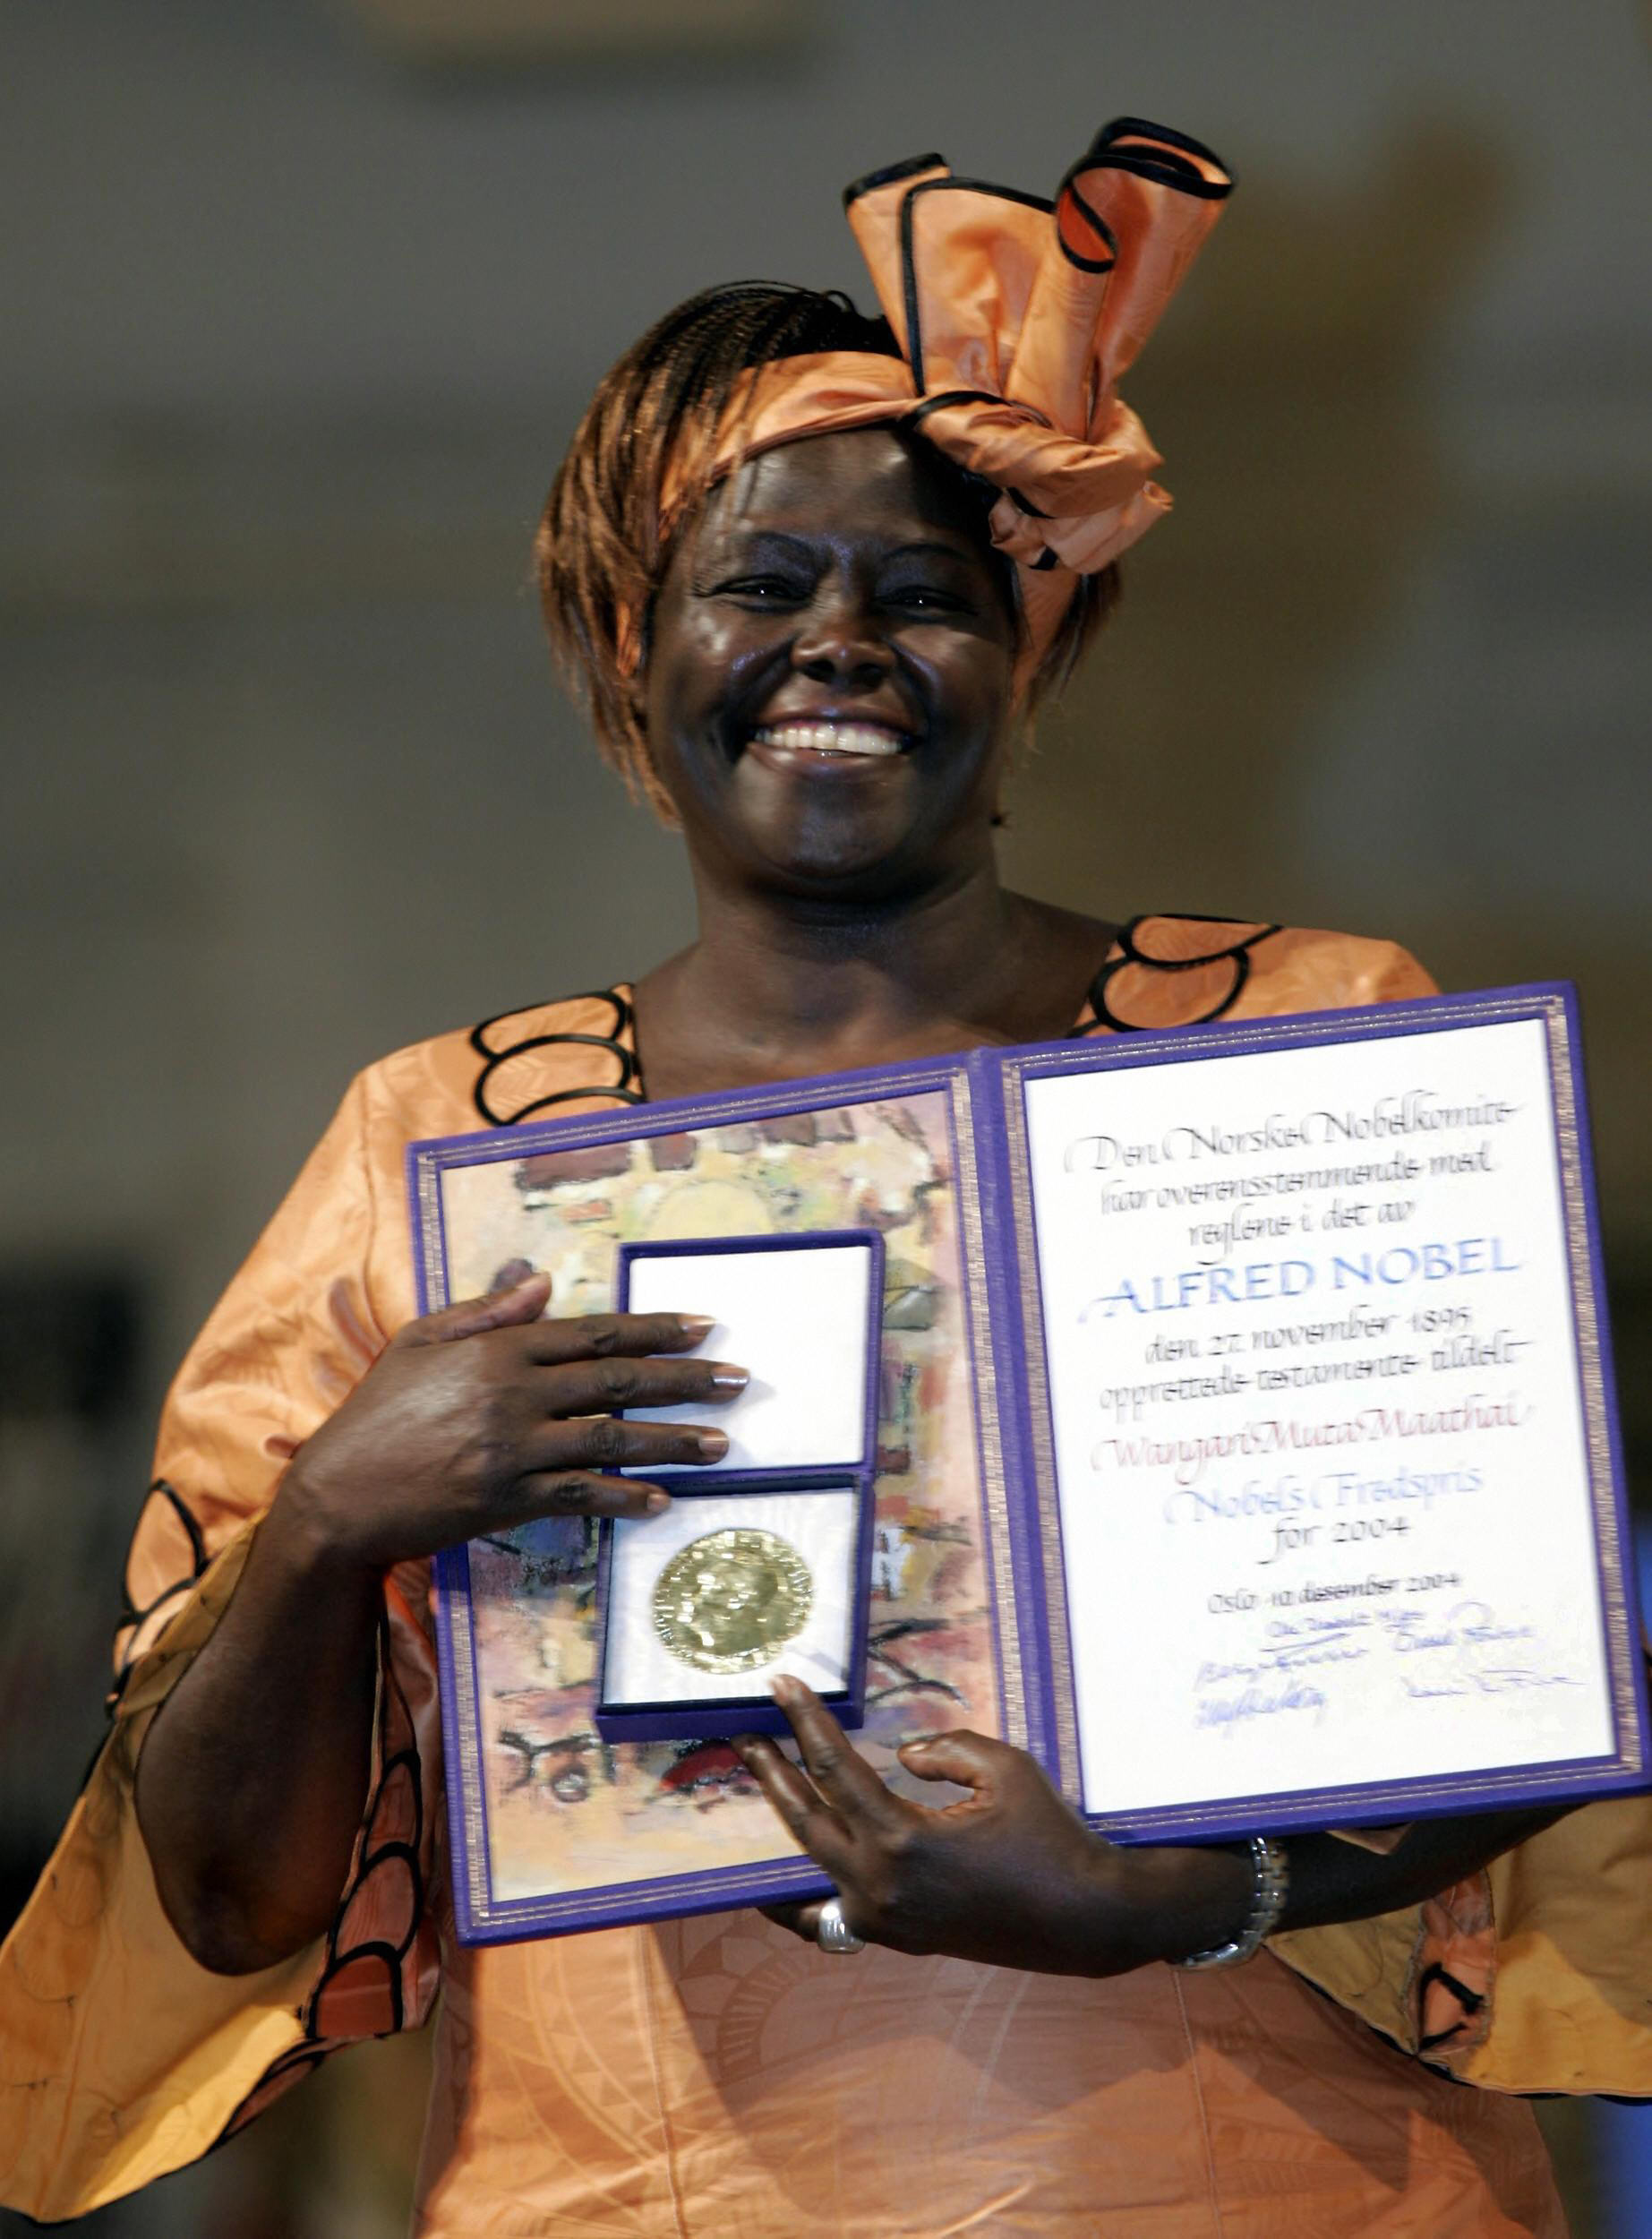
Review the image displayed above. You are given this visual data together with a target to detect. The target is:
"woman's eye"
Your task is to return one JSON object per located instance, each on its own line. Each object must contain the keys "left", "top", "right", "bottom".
{"left": 722, "top": 578, "right": 804, "bottom": 604}
{"left": 885, "top": 585, "right": 969, "bottom": 614}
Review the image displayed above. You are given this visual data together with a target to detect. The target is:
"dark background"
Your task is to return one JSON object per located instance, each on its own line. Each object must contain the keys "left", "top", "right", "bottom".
{"left": 3, "top": 3, "right": 1648, "bottom": 2230}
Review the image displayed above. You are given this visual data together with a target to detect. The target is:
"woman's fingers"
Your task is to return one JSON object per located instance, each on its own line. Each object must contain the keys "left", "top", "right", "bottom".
{"left": 399, "top": 1299, "right": 723, "bottom": 1373}
{"left": 525, "top": 1311, "right": 717, "bottom": 1365}
{"left": 767, "top": 1678, "right": 906, "bottom": 1829}
{"left": 396, "top": 1273, "right": 552, "bottom": 1348}
{"left": 522, "top": 1317, "right": 749, "bottom": 1452}
{"left": 895, "top": 1729, "right": 1001, "bottom": 1797}
{"left": 514, "top": 1469, "right": 672, "bottom": 1522}
{"left": 525, "top": 1349, "right": 748, "bottom": 1419}
{"left": 729, "top": 1733, "right": 854, "bottom": 1871}
{"left": 361, "top": 1299, "right": 760, "bottom": 1545}
{"left": 518, "top": 1411, "right": 731, "bottom": 1477}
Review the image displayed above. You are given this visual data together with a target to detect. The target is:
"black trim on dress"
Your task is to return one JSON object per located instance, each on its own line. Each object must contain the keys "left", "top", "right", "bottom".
{"left": 1079, "top": 914, "right": 1282, "bottom": 1034}
{"left": 470, "top": 992, "right": 641, "bottom": 1126}
{"left": 1417, "top": 1960, "right": 1486, "bottom": 2050}
{"left": 108, "top": 1479, "right": 213, "bottom": 1704}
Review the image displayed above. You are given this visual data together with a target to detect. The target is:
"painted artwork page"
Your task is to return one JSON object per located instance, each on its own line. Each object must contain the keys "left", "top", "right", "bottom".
{"left": 436, "top": 1089, "right": 998, "bottom": 1906}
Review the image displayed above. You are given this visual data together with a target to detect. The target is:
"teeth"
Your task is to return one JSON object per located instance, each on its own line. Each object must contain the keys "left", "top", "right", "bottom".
{"left": 753, "top": 722, "right": 906, "bottom": 758}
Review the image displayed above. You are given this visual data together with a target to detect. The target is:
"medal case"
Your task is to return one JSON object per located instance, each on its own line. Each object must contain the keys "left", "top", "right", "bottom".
{"left": 593, "top": 1231, "right": 883, "bottom": 1742}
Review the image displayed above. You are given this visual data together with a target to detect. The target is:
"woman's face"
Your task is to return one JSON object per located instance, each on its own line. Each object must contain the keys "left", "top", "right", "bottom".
{"left": 642, "top": 427, "right": 1019, "bottom": 900}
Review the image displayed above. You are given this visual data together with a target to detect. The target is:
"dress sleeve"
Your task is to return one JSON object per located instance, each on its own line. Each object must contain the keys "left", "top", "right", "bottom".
{"left": 1258, "top": 941, "right": 1652, "bottom": 2094}
{"left": 0, "top": 1074, "right": 442, "bottom": 2223}
{"left": 1272, "top": 1793, "right": 1652, "bottom": 2094}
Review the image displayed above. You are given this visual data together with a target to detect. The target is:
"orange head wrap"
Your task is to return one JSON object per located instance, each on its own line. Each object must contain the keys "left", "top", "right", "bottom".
{"left": 638, "top": 117, "right": 1233, "bottom": 684}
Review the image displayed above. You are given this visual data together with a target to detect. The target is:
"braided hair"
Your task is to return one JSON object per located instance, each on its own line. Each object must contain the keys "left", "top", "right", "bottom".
{"left": 537, "top": 280, "right": 1117, "bottom": 819}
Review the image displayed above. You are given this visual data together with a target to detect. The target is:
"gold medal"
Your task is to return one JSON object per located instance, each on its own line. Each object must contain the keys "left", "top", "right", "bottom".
{"left": 653, "top": 1527, "right": 813, "bottom": 1675}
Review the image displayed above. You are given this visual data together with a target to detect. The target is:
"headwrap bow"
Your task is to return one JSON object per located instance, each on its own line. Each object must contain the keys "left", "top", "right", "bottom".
{"left": 660, "top": 117, "right": 1233, "bottom": 679}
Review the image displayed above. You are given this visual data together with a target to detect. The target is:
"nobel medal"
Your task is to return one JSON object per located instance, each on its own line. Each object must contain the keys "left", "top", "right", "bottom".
{"left": 653, "top": 1526, "right": 813, "bottom": 1674}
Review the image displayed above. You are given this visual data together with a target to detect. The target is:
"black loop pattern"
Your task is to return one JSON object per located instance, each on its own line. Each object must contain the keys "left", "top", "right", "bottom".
{"left": 1416, "top": 1960, "right": 1487, "bottom": 2051}
{"left": 1078, "top": 914, "right": 1282, "bottom": 1034}
{"left": 108, "top": 1480, "right": 210, "bottom": 1708}
{"left": 470, "top": 990, "right": 642, "bottom": 1125}
{"left": 216, "top": 998, "right": 646, "bottom": 2146}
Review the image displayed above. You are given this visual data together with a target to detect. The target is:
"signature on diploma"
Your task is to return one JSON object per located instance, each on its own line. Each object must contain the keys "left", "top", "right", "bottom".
{"left": 1194, "top": 1612, "right": 1370, "bottom": 1691}
{"left": 1193, "top": 1678, "right": 1327, "bottom": 1735}
{"left": 1383, "top": 1600, "right": 1581, "bottom": 1697}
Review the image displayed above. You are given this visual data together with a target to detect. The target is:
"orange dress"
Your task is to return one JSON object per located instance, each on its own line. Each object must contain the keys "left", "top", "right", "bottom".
{"left": 4, "top": 918, "right": 1648, "bottom": 2236}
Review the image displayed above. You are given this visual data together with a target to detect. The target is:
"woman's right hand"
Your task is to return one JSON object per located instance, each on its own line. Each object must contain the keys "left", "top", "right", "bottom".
{"left": 275, "top": 1273, "right": 744, "bottom": 1573}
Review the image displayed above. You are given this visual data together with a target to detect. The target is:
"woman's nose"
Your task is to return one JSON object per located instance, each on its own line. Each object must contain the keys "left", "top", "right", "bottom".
{"left": 791, "top": 593, "right": 892, "bottom": 688}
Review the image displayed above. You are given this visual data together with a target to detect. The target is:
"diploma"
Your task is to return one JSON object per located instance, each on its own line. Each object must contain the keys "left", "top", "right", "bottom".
{"left": 408, "top": 982, "right": 1644, "bottom": 1940}
{"left": 1003, "top": 989, "right": 1641, "bottom": 1836}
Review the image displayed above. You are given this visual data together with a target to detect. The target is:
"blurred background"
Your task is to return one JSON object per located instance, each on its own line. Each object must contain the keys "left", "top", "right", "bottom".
{"left": 1, "top": 1, "right": 1648, "bottom": 2230}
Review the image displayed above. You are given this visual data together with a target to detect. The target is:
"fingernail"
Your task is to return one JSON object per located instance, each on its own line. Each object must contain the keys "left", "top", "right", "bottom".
{"left": 645, "top": 1490, "right": 671, "bottom": 1514}
{"left": 677, "top": 1314, "right": 716, "bottom": 1341}
{"left": 770, "top": 1674, "right": 800, "bottom": 1705}
{"left": 706, "top": 1364, "right": 749, "bottom": 1394}
{"left": 694, "top": 1428, "right": 730, "bottom": 1460}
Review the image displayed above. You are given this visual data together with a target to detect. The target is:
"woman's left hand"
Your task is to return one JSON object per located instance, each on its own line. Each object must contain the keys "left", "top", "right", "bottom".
{"left": 733, "top": 1677, "right": 1248, "bottom": 1976}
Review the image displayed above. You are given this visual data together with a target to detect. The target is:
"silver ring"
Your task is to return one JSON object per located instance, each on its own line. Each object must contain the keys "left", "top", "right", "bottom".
{"left": 815, "top": 1896, "right": 865, "bottom": 1954}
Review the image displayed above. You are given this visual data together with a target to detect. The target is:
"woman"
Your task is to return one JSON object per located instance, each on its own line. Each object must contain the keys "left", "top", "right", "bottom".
{"left": 3, "top": 120, "right": 1648, "bottom": 2237}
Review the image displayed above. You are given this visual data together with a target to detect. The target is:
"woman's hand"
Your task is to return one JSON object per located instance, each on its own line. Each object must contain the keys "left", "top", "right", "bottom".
{"left": 734, "top": 1678, "right": 1251, "bottom": 1977}
{"left": 275, "top": 1273, "right": 747, "bottom": 1574}
{"left": 141, "top": 1272, "right": 747, "bottom": 1971}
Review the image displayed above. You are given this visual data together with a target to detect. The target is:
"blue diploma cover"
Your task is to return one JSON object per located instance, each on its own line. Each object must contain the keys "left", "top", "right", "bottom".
{"left": 407, "top": 984, "right": 1646, "bottom": 1943}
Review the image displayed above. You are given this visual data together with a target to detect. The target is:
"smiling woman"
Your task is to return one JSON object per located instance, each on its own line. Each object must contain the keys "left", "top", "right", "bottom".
{"left": 537, "top": 276, "right": 1116, "bottom": 826}
{"left": 644, "top": 430, "right": 1020, "bottom": 891}
{"left": 4, "top": 120, "right": 1650, "bottom": 2239}
{"left": 625, "top": 416, "right": 1134, "bottom": 1096}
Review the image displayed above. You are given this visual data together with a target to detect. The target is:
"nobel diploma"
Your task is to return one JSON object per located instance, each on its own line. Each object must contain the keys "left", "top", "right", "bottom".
{"left": 1016, "top": 1005, "right": 1634, "bottom": 1833}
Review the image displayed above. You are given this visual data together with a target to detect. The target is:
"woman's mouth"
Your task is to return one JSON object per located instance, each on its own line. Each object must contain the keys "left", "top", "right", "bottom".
{"left": 749, "top": 720, "right": 910, "bottom": 759}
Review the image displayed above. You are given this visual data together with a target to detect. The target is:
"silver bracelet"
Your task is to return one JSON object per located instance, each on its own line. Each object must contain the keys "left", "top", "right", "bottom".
{"left": 1172, "top": 1836, "right": 1288, "bottom": 1971}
